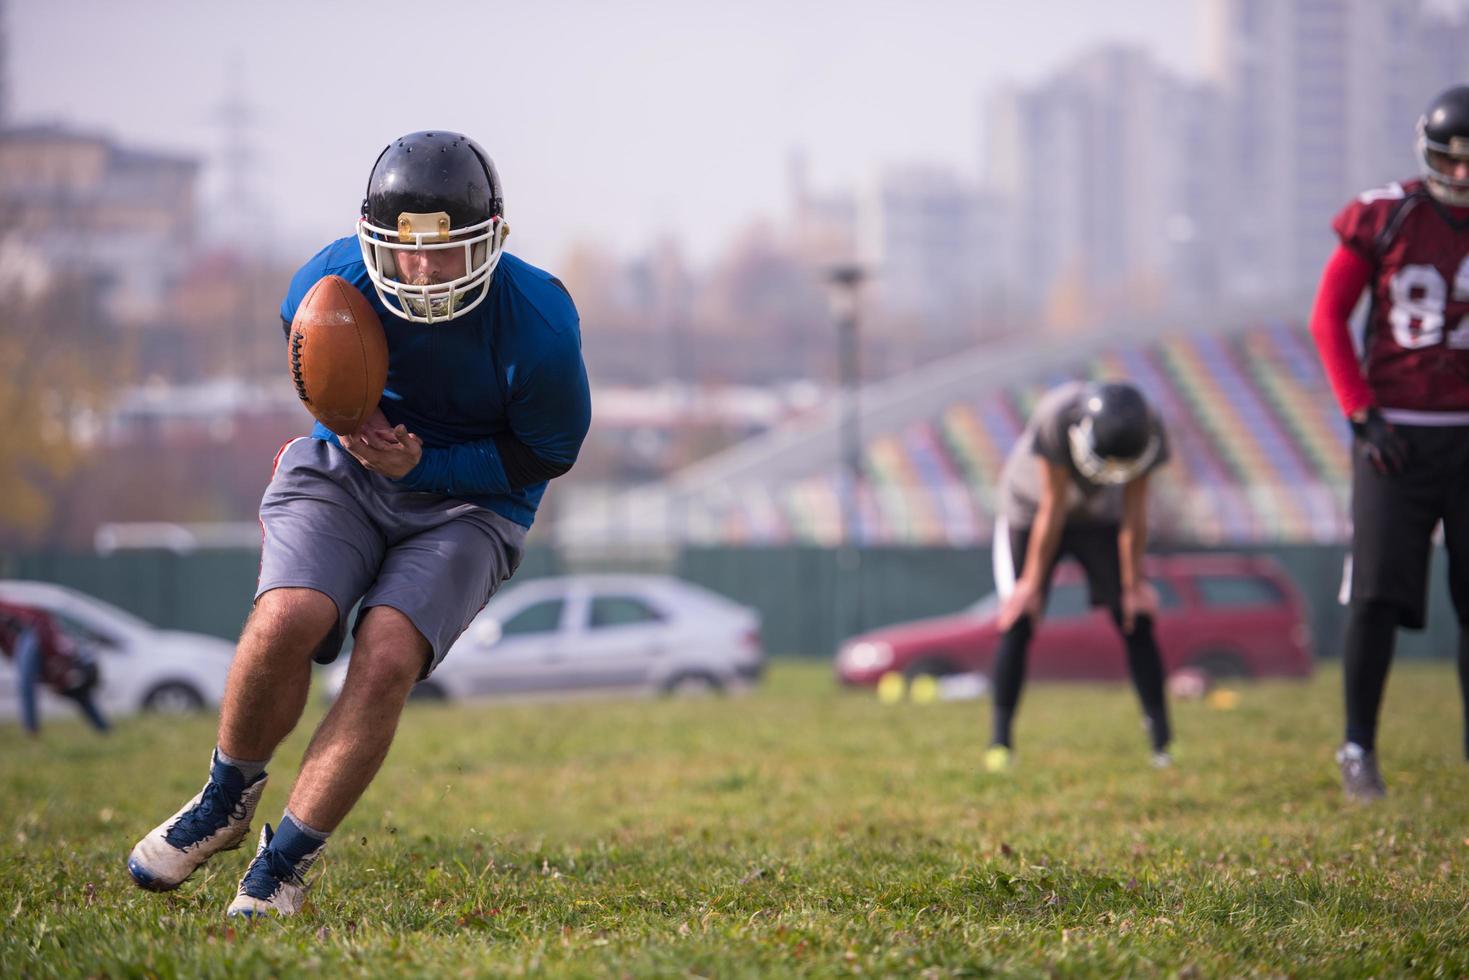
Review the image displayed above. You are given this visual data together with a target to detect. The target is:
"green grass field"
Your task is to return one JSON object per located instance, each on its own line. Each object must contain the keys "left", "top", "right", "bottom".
{"left": 3, "top": 660, "right": 1468, "bottom": 978}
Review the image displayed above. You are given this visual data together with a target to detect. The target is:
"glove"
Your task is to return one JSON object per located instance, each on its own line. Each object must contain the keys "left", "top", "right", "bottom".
{"left": 1350, "top": 408, "right": 1409, "bottom": 475}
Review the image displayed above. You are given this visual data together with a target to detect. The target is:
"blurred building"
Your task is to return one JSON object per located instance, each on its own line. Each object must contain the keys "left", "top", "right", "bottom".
{"left": 987, "top": 46, "right": 1223, "bottom": 325}
{"left": 859, "top": 165, "right": 1009, "bottom": 351}
{"left": 570, "top": 381, "right": 822, "bottom": 484}
{"left": 1205, "top": 0, "right": 1469, "bottom": 303}
{"left": 41, "top": 377, "right": 311, "bottom": 548}
{"left": 93, "top": 376, "right": 304, "bottom": 449}
{"left": 787, "top": 150, "right": 859, "bottom": 270}
{"left": 0, "top": 125, "right": 200, "bottom": 323}
{"left": 0, "top": 0, "right": 9, "bottom": 127}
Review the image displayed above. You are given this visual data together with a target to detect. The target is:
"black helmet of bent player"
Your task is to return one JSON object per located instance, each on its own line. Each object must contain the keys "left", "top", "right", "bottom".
{"left": 1067, "top": 381, "right": 1160, "bottom": 486}
{"left": 357, "top": 131, "right": 509, "bottom": 324}
{"left": 1419, "top": 85, "right": 1469, "bottom": 207}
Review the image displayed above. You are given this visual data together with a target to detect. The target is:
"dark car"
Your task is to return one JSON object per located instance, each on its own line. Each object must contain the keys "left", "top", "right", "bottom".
{"left": 835, "top": 553, "right": 1312, "bottom": 686}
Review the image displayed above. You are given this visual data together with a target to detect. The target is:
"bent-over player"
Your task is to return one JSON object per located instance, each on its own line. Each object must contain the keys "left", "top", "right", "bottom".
{"left": 987, "top": 380, "right": 1173, "bottom": 772}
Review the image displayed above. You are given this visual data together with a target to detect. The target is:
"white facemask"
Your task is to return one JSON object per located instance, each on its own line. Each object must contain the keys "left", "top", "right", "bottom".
{"left": 357, "top": 214, "right": 508, "bottom": 324}
{"left": 1067, "top": 417, "right": 1160, "bottom": 486}
{"left": 1418, "top": 128, "right": 1469, "bottom": 207}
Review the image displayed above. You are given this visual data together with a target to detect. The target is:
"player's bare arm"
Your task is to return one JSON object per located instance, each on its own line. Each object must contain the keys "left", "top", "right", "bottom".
{"left": 999, "top": 458, "right": 1069, "bottom": 630}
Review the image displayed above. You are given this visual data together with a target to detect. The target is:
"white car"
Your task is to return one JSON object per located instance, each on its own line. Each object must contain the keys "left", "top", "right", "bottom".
{"left": 326, "top": 574, "right": 764, "bottom": 702}
{"left": 0, "top": 580, "right": 236, "bottom": 720}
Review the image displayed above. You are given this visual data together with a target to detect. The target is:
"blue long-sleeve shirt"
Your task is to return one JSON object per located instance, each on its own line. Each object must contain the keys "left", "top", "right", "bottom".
{"left": 280, "top": 239, "right": 592, "bottom": 528}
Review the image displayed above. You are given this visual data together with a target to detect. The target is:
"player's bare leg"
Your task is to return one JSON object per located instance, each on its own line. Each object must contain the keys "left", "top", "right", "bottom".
{"left": 227, "top": 605, "right": 426, "bottom": 917}
{"left": 219, "top": 588, "right": 339, "bottom": 761}
{"left": 286, "top": 604, "right": 427, "bottom": 831}
{"left": 128, "top": 587, "right": 337, "bottom": 891}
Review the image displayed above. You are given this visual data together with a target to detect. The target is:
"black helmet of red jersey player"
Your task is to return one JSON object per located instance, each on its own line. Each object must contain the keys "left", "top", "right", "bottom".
{"left": 1067, "top": 381, "right": 1160, "bottom": 486}
{"left": 1418, "top": 85, "right": 1469, "bottom": 207}
{"left": 357, "top": 131, "right": 509, "bottom": 323}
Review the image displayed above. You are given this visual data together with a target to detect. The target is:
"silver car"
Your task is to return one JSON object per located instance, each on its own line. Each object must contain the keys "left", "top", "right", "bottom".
{"left": 0, "top": 580, "right": 236, "bottom": 719}
{"left": 326, "top": 574, "right": 764, "bottom": 702}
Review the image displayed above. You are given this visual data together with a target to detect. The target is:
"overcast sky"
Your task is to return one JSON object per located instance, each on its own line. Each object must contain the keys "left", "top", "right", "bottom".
{"left": 8, "top": 0, "right": 1202, "bottom": 267}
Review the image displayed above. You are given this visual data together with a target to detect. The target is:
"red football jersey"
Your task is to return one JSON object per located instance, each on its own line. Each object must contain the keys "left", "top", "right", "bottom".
{"left": 1332, "top": 179, "right": 1469, "bottom": 412}
{"left": 0, "top": 600, "right": 83, "bottom": 692}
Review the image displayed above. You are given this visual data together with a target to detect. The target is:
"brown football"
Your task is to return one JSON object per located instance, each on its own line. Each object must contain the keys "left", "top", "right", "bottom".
{"left": 287, "top": 275, "right": 389, "bottom": 436}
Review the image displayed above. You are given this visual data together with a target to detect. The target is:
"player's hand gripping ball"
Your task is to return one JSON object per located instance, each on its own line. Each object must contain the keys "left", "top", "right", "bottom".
{"left": 288, "top": 276, "right": 389, "bottom": 435}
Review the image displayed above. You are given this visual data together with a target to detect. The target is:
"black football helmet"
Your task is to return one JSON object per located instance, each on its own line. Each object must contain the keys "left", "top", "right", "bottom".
{"left": 1067, "top": 381, "right": 1160, "bottom": 485}
{"left": 1418, "top": 85, "right": 1469, "bottom": 206}
{"left": 357, "top": 131, "right": 509, "bottom": 323}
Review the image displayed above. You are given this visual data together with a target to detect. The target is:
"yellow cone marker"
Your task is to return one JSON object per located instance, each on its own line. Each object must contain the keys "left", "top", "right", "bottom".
{"left": 877, "top": 671, "right": 906, "bottom": 704}
{"left": 910, "top": 674, "right": 938, "bottom": 704}
{"left": 1207, "top": 688, "right": 1240, "bottom": 710}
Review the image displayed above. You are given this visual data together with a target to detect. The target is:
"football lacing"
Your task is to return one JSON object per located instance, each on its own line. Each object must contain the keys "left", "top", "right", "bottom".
{"left": 288, "top": 331, "right": 310, "bottom": 403}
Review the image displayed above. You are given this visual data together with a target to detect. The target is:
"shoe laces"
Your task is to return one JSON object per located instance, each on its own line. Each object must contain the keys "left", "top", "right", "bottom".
{"left": 164, "top": 779, "right": 248, "bottom": 848}
{"left": 240, "top": 827, "right": 306, "bottom": 899}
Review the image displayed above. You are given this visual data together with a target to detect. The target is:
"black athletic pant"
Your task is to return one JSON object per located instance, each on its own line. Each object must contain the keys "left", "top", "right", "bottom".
{"left": 1461, "top": 631, "right": 1469, "bottom": 758}
{"left": 1343, "top": 602, "right": 1469, "bottom": 757}
{"left": 1342, "top": 600, "right": 1397, "bottom": 752}
{"left": 990, "top": 521, "right": 1170, "bottom": 753}
{"left": 1342, "top": 424, "right": 1469, "bottom": 755}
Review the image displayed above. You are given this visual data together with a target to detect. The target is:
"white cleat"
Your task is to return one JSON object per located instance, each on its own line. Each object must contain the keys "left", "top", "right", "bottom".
{"left": 127, "top": 762, "right": 267, "bottom": 892}
{"left": 227, "top": 823, "right": 324, "bottom": 919}
{"left": 1336, "top": 742, "right": 1386, "bottom": 803}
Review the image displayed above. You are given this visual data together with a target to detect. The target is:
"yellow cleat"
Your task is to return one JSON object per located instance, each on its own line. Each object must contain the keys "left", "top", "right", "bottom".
{"left": 984, "top": 745, "right": 1013, "bottom": 773}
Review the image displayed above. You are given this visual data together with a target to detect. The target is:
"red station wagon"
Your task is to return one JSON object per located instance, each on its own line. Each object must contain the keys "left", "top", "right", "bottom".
{"left": 835, "top": 553, "right": 1313, "bottom": 686}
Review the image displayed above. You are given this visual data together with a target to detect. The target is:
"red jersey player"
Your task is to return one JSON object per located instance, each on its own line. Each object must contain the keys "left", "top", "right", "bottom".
{"left": 1309, "top": 84, "right": 1469, "bottom": 802}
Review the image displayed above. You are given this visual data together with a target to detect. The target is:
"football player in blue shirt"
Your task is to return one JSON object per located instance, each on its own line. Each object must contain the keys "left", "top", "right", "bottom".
{"left": 127, "top": 131, "right": 592, "bottom": 916}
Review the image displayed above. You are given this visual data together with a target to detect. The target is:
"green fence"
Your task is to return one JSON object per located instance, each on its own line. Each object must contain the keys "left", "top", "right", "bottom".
{"left": 1, "top": 544, "right": 1461, "bottom": 660}
{"left": 0, "top": 547, "right": 564, "bottom": 644}
{"left": 678, "top": 543, "right": 1460, "bottom": 660}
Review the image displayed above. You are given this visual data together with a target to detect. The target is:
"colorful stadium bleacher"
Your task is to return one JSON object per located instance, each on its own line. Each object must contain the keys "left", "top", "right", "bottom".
{"left": 682, "top": 321, "right": 1354, "bottom": 545}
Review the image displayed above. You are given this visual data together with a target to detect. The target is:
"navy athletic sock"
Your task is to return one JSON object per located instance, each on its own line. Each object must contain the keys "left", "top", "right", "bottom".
{"left": 214, "top": 746, "right": 268, "bottom": 785}
{"left": 271, "top": 810, "right": 330, "bottom": 865}
{"left": 990, "top": 615, "right": 1033, "bottom": 749}
{"left": 1121, "top": 614, "right": 1170, "bottom": 751}
{"left": 1342, "top": 600, "right": 1398, "bottom": 752}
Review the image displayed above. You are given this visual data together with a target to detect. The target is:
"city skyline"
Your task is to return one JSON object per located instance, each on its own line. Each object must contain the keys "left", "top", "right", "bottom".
{"left": 8, "top": 0, "right": 1201, "bottom": 266}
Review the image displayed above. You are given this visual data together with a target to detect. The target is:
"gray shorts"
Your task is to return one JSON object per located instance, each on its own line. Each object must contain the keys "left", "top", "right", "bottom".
{"left": 256, "top": 437, "right": 528, "bottom": 677}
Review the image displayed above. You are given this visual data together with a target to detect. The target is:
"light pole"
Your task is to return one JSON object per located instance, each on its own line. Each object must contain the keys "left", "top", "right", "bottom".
{"left": 826, "top": 262, "right": 868, "bottom": 649}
